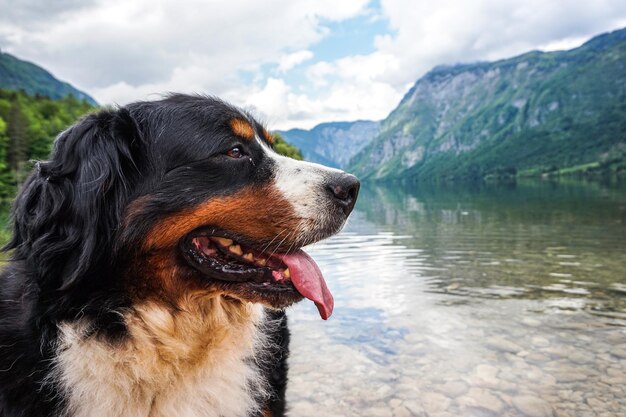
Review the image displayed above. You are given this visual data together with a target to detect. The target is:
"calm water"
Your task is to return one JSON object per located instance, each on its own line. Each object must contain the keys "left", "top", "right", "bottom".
{"left": 287, "top": 180, "right": 626, "bottom": 417}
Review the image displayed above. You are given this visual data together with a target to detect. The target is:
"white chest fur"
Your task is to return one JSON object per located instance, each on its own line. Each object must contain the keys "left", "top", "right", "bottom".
{"left": 53, "top": 299, "right": 268, "bottom": 417}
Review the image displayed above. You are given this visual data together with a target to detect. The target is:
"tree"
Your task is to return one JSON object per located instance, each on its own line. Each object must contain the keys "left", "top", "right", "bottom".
{"left": 271, "top": 132, "right": 303, "bottom": 160}
{"left": 6, "top": 98, "right": 29, "bottom": 186}
{"left": 0, "top": 117, "right": 15, "bottom": 198}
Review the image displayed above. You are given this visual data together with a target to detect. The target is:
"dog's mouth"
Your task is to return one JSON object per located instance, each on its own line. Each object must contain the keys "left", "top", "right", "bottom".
{"left": 180, "top": 228, "right": 333, "bottom": 319}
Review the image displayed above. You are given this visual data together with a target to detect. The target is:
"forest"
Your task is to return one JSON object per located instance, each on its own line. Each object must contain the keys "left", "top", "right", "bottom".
{"left": 0, "top": 89, "right": 94, "bottom": 199}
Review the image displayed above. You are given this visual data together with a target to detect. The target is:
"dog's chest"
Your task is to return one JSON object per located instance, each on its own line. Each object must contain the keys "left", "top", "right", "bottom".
{"left": 57, "top": 356, "right": 260, "bottom": 417}
{"left": 54, "top": 303, "right": 266, "bottom": 417}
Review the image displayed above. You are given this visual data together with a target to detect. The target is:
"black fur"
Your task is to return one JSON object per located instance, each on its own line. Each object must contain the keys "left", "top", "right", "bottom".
{"left": 263, "top": 310, "right": 291, "bottom": 417}
{"left": 0, "top": 95, "right": 291, "bottom": 417}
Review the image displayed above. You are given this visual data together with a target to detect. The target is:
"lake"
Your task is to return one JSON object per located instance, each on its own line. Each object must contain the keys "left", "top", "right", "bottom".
{"left": 286, "top": 179, "right": 626, "bottom": 417}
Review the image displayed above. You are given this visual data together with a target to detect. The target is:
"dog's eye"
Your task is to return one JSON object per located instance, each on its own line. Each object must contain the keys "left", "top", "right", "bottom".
{"left": 226, "top": 147, "right": 243, "bottom": 159}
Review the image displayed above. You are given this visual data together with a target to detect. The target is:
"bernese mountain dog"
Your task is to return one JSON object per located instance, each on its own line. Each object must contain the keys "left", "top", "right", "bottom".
{"left": 0, "top": 94, "right": 359, "bottom": 417}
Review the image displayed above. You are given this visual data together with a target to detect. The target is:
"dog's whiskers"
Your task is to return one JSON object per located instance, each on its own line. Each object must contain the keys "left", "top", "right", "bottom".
{"left": 268, "top": 229, "right": 296, "bottom": 258}
{"left": 260, "top": 229, "right": 287, "bottom": 254}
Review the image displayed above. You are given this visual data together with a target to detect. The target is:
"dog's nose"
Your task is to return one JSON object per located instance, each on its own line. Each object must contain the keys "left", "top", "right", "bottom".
{"left": 326, "top": 173, "right": 360, "bottom": 215}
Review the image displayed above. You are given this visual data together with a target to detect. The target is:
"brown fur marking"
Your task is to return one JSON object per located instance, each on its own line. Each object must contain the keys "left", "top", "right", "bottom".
{"left": 123, "top": 194, "right": 150, "bottom": 229}
{"left": 229, "top": 118, "right": 255, "bottom": 140}
{"left": 262, "top": 129, "right": 274, "bottom": 144}
{"left": 143, "top": 185, "right": 299, "bottom": 250}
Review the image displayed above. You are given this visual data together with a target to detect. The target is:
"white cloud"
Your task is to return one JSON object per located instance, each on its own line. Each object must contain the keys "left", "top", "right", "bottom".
{"left": 1, "top": 0, "right": 370, "bottom": 103}
{"left": 374, "top": 0, "right": 626, "bottom": 89}
{"left": 537, "top": 36, "right": 589, "bottom": 52}
{"left": 241, "top": 74, "right": 399, "bottom": 129}
{"left": 278, "top": 50, "right": 314, "bottom": 72}
{"left": 2, "top": 0, "right": 626, "bottom": 129}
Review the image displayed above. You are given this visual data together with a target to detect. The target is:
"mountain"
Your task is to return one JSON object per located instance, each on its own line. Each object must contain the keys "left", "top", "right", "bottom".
{"left": 278, "top": 120, "right": 380, "bottom": 169}
{"left": 350, "top": 27, "right": 626, "bottom": 181}
{"left": 0, "top": 51, "right": 97, "bottom": 105}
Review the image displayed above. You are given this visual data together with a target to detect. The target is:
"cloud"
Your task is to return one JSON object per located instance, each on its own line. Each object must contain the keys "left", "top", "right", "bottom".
{"left": 285, "top": 0, "right": 626, "bottom": 128}
{"left": 1, "top": 0, "right": 369, "bottom": 103}
{"left": 373, "top": 0, "right": 626, "bottom": 89}
{"left": 2, "top": 0, "right": 626, "bottom": 129}
{"left": 0, "top": 0, "right": 98, "bottom": 26}
{"left": 278, "top": 50, "right": 314, "bottom": 72}
{"left": 242, "top": 73, "right": 399, "bottom": 129}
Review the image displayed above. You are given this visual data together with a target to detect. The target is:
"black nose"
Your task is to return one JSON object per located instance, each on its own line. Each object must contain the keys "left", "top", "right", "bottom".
{"left": 327, "top": 173, "right": 360, "bottom": 215}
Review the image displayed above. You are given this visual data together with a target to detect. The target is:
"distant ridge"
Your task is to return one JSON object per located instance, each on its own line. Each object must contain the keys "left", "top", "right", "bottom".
{"left": 0, "top": 51, "right": 97, "bottom": 105}
{"left": 278, "top": 120, "right": 380, "bottom": 169}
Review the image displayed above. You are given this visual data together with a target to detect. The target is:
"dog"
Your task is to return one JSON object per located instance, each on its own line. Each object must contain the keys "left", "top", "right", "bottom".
{"left": 0, "top": 94, "right": 359, "bottom": 417}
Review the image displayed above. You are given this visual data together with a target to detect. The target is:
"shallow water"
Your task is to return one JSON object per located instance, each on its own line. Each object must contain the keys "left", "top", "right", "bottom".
{"left": 287, "top": 180, "right": 626, "bottom": 417}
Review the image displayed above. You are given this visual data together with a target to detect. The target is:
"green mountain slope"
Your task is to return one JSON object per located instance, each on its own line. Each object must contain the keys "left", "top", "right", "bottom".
{"left": 279, "top": 120, "right": 380, "bottom": 168}
{"left": 350, "top": 27, "right": 626, "bottom": 181}
{"left": 0, "top": 51, "right": 97, "bottom": 105}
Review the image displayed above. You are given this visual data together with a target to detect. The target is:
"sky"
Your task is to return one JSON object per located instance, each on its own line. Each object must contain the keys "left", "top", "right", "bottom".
{"left": 1, "top": 0, "right": 626, "bottom": 129}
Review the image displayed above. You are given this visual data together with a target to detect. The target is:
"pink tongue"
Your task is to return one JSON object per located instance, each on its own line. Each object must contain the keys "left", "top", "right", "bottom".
{"left": 275, "top": 250, "right": 334, "bottom": 320}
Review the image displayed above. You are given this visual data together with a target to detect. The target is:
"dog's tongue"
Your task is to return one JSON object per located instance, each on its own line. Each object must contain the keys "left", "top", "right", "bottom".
{"left": 275, "top": 250, "right": 334, "bottom": 320}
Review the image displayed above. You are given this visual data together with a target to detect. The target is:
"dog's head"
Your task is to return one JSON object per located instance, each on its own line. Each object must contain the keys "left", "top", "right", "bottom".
{"left": 7, "top": 94, "right": 358, "bottom": 322}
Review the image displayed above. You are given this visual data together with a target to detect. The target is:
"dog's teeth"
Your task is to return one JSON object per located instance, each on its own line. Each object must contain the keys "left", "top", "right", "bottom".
{"left": 243, "top": 253, "right": 254, "bottom": 262}
{"left": 229, "top": 244, "right": 243, "bottom": 256}
{"left": 283, "top": 268, "right": 290, "bottom": 279}
{"left": 213, "top": 237, "right": 233, "bottom": 247}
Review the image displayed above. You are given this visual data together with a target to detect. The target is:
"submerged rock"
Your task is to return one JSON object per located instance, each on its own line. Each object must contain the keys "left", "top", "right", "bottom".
{"left": 458, "top": 388, "right": 504, "bottom": 414}
{"left": 512, "top": 395, "right": 554, "bottom": 417}
{"left": 486, "top": 337, "right": 523, "bottom": 353}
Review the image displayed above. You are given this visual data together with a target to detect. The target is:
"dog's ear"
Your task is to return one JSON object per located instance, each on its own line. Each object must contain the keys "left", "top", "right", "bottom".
{"left": 6, "top": 108, "right": 146, "bottom": 292}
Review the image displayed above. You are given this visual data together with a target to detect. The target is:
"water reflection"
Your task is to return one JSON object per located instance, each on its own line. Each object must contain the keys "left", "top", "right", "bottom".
{"left": 287, "top": 180, "right": 626, "bottom": 417}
